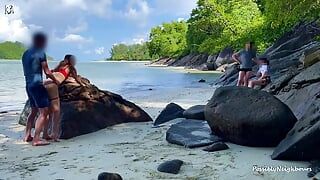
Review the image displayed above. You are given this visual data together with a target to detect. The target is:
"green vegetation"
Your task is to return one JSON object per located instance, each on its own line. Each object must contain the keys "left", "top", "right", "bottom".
{"left": 148, "top": 21, "right": 188, "bottom": 58}
{"left": 109, "top": 43, "right": 151, "bottom": 61}
{"left": 0, "top": 41, "right": 26, "bottom": 60}
{"left": 146, "top": 0, "right": 320, "bottom": 58}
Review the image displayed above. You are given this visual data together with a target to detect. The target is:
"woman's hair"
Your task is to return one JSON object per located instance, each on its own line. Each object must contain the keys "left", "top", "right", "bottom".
{"left": 64, "top": 54, "right": 74, "bottom": 65}
{"left": 259, "top": 57, "right": 269, "bottom": 65}
{"left": 54, "top": 54, "right": 77, "bottom": 77}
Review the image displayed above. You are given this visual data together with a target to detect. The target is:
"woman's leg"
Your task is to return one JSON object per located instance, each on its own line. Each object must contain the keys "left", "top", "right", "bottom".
{"left": 244, "top": 71, "right": 252, "bottom": 87}
{"left": 237, "top": 71, "right": 245, "bottom": 86}
{"left": 50, "top": 98, "right": 61, "bottom": 141}
{"left": 249, "top": 79, "right": 266, "bottom": 88}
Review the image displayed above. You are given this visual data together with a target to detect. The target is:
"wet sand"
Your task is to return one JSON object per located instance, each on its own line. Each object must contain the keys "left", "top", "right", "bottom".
{"left": 0, "top": 87, "right": 313, "bottom": 180}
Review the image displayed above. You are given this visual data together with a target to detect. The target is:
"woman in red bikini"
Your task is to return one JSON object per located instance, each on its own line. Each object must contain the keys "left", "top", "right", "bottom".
{"left": 43, "top": 54, "right": 82, "bottom": 141}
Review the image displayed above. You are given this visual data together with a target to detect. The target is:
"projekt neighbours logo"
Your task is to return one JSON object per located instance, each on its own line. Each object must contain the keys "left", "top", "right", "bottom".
{"left": 253, "top": 165, "right": 312, "bottom": 173}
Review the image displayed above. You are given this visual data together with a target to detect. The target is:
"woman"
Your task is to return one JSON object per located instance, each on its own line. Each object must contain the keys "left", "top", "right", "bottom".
{"left": 232, "top": 42, "right": 257, "bottom": 86}
{"left": 248, "top": 57, "right": 271, "bottom": 88}
{"left": 43, "top": 55, "right": 83, "bottom": 141}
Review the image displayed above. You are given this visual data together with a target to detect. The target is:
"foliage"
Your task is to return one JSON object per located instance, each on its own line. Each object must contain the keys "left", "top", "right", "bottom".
{"left": 0, "top": 41, "right": 26, "bottom": 60}
{"left": 147, "top": 21, "right": 188, "bottom": 58}
{"left": 187, "top": 0, "right": 264, "bottom": 54}
{"left": 109, "top": 43, "right": 151, "bottom": 60}
{"left": 263, "top": 0, "right": 320, "bottom": 42}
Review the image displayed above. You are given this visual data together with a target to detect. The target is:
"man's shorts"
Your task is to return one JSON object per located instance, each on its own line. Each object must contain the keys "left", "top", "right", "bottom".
{"left": 26, "top": 83, "right": 50, "bottom": 108}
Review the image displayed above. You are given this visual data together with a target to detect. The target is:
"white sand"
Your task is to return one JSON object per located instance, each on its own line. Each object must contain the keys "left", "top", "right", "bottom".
{"left": 0, "top": 86, "right": 313, "bottom": 180}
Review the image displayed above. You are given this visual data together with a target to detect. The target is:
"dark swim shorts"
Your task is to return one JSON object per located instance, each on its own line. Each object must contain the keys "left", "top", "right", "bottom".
{"left": 26, "top": 83, "right": 50, "bottom": 108}
{"left": 238, "top": 68, "right": 252, "bottom": 72}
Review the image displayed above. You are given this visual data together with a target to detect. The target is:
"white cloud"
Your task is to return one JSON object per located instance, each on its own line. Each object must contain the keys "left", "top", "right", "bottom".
{"left": 95, "top": 47, "right": 105, "bottom": 55}
{"left": 66, "top": 20, "right": 88, "bottom": 34}
{"left": 0, "top": 15, "right": 30, "bottom": 43}
{"left": 58, "top": 34, "right": 92, "bottom": 43}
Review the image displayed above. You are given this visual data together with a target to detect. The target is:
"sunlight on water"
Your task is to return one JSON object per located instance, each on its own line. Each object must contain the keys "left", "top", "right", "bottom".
{"left": 0, "top": 60, "right": 219, "bottom": 112}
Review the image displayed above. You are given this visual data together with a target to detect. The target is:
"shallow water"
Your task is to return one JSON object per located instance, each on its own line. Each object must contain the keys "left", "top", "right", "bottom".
{"left": 0, "top": 60, "right": 219, "bottom": 112}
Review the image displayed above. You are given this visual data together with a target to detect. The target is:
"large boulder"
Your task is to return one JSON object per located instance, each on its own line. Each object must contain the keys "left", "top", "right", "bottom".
{"left": 153, "top": 103, "right": 184, "bottom": 126}
{"left": 19, "top": 77, "right": 152, "bottom": 139}
{"left": 271, "top": 62, "right": 320, "bottom": 160}
{"left": 205, "top": 86, "right": 297, "bottom": 147}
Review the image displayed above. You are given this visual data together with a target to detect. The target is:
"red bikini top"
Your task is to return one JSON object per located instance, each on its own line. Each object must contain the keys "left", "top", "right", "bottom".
{"left": 58, "top": 67, "right": 69, "bottom": 78}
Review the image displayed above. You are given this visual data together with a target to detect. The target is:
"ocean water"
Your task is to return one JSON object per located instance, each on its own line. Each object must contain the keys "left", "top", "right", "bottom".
{"left": 0, "top": 60, "right": 220, "bottom": 112}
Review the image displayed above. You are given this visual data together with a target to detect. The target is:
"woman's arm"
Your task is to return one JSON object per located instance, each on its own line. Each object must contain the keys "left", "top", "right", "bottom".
{"left": 70, "top": 68, "right": 85, "bottom": 86}
{"left": 232, "top": 51, "right": 241, "bottom": 64}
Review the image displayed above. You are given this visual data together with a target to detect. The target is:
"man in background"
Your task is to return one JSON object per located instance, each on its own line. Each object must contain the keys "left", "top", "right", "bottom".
{"left": 22, "top": 32, "right": 58, "bottom": 146}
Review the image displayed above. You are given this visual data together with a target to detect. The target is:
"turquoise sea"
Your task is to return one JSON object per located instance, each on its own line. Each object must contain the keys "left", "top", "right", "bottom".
{"left": 0, "top": 60, "right": 220, "bottom": 112}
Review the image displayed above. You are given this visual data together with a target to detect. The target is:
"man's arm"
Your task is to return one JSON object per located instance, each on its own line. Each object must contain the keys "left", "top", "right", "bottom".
{"left": 41, "top": 61, "right": 59, "bottom": 84}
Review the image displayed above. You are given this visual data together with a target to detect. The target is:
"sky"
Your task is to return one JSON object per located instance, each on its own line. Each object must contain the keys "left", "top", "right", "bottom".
{"left": 0, "top": 0, "right": 197, "bottom": 61}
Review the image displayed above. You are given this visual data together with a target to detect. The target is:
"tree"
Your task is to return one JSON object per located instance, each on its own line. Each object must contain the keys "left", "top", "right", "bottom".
{"left": 148, "top": 21, "right": 188, "bottom": 58}
{"left": 186, "top": 0, "right": 264, "bottom": 54}
{"left": 109, "top": 43, "right": 152, "bottom": 61}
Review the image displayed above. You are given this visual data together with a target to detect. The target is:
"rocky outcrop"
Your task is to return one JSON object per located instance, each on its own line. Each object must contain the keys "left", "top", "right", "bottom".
{"left": 271, "top": 62, "right": 320, "bottom": 160}
{"left": 205, "top": 86, "right": 297, "bottom": 147}
{"left": 19, "top": 77, "right": 152, "bottom": 139}
{"left": 153, "top": 103, "right": 185, "bottom": 126}
{"left": 166, "top": 119, "right": 222, "bottom": 148}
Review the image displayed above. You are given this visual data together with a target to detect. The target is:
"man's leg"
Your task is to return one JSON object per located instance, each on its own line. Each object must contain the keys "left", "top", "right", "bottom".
{"left": 32, "top": 107, "right": 50, "bottom": 146}
{"left": 24, "top": 107, "right": 38, "bottom": 142}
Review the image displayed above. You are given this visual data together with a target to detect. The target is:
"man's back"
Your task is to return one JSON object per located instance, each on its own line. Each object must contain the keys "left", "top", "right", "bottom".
{"left": 22, "top": 48, "right": 47, "bottom": 85}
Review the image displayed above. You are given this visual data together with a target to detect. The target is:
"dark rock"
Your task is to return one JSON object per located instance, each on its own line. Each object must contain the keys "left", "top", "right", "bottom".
{"left": 198, "top": 79, "right": 206, "bottom": 83}
{"left": 98, "top": 172, "right": 123, "bottom": 180}
{"left": 154, "top": 103, "right": 185, "bottom": 126}
{"left": 166, "top": 119, "right": 222, "bottom": 148}
{"left": 308, "top": 161, "right": 320, "bottom": 178}
{"left": 203, "top": 142, "right": 229, "bottom": 152}
{"left": 205, "top": 86, "right": 297, "bottom": 147}
{"left": 215, "top": 47, "right": 233, "bottom": 67}
{"left": 19, "top": 77, "right": 152, "bottom": 139}
{"left": 157, "top": 160, "right": 183, "bottom": 174}
{"left": 271, "top": 61, "right": 320, "bottom": 161}
{"left": 183, "top": 105, "right": 205, "bottom": 120}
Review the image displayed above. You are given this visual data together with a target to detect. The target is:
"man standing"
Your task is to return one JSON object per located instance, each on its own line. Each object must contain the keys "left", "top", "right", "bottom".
{"left": 22, "top": 32, "right": 58, "bottom": 146}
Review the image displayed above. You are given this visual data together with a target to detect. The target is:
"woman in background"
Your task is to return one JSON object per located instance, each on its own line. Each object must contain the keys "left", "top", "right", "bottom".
{"left": 232, "top": 42, "right": 257, "bottom": 86}
{"left": 248, "top": 57, "right": 271, "bottom": 88}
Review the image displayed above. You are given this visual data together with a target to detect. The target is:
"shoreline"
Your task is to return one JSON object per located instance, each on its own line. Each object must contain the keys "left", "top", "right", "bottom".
{"left": 0, "top": 86, "right": 312, "bottom": 180}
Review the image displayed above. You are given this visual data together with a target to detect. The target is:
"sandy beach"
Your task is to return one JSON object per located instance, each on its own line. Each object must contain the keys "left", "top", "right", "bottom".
{"left": 0, "top": 86, "right": 312, "bottom": 180}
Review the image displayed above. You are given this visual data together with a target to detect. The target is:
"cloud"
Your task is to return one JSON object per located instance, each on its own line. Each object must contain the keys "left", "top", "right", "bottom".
{"left": 58, "top": 34, "right": 92, "bottom": 43}
{"left": 95, "top": 47, "right": 105, "bottom": 55}
{"left": 0, "top": 15, "right": 31, "bottom": 43}
{"left": 66, "top": 20, "right": 88, "bottom": 34}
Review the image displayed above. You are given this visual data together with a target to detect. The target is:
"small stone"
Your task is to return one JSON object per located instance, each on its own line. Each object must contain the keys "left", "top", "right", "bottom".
{"left": 203, "top": 142, "right": 229, "bottom": 152}
{"left": 198, "top": 79, "right": 206, "bottom": 83}
{"left": 98, "top": 172, "right": 123, "bottom": 180}
{"left": 157, "top": 160, "right": 184, "bottom": 174}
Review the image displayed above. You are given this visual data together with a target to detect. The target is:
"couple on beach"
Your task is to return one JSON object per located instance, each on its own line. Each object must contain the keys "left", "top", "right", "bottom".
{"left": 22, "top": 32, "right": 83, "bottom": 146}
{"left": 232, "top": 42, "right": 271, "bottom": 88}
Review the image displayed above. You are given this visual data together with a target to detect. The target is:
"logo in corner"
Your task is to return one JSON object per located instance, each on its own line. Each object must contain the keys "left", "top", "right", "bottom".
{"left": 5, "top": 4, "right": 14, "bottom": 15}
